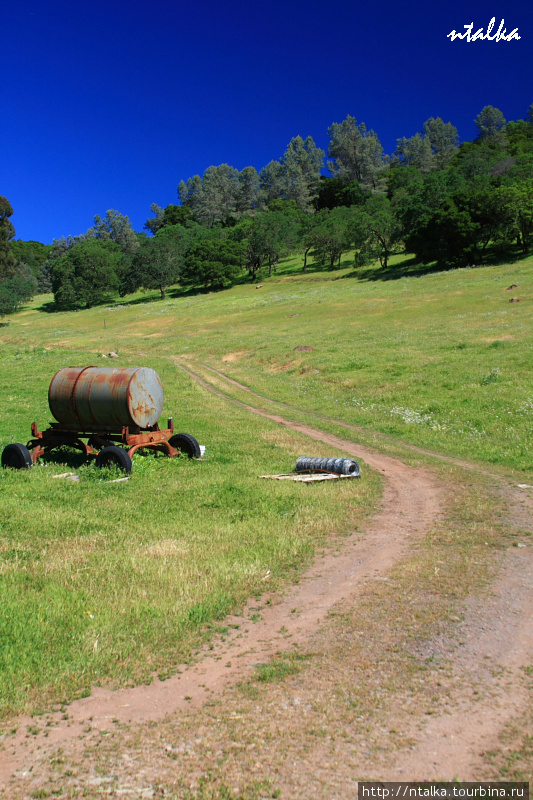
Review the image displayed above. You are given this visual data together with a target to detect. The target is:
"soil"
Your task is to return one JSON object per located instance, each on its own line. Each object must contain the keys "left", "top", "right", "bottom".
{"left": 1, "top": 362, "right": 532, "bottom": 798}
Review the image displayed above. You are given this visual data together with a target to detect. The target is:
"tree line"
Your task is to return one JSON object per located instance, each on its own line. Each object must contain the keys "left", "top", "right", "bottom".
{"left": 1, "top": 103, "right": 532, "bottom": 314}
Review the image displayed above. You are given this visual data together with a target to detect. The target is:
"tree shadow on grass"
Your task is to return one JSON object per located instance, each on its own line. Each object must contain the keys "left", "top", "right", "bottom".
{"left": 341, "top": 247, "right": 530, "bottom": 283}
{"left": 37, "top": 299, "right": 61, "bottom": 313}
{"left": 273, "top": 258, "right": 336, "bottom": 279}
{"left": 343, "top": 256, "right": 442, "bottom": 283}
{"left": 477, "top": 247, "right": 531, "bottom": 269}
{"left": 36, "top": 285, "right": 204, "bottom": 313}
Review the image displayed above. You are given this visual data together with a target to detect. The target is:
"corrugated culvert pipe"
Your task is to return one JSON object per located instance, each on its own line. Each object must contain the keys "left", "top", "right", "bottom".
{"left": 295, "top": 456, "right": 360, "bottom": 476}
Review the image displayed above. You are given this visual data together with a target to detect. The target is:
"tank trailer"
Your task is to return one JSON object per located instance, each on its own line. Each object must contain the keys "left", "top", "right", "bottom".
{"left": 1, "top": 366, "right": 200, "bottom": 473}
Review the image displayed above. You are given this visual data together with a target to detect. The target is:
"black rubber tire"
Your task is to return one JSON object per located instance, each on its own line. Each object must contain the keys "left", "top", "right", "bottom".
{"left": 95, "top": 445, "right": 133, "bottom": 473}
{"left": 1, "top": 443, "right": 33, "bottom": 469}
{"left": 169, "top": 433, "right": 201, "bottom": 459}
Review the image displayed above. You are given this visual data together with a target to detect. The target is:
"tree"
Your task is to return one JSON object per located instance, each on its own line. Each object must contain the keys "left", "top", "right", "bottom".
{"left": 497, "top": 181, "right": 533, "bottom": 253}
{"left": 423, "top": 117, "right": 459, "bottom": 168}
{"left": 0, "top": 196, "right": 16, "bottom": 277}
{"left": 120, "top": 232, "right": 183, "bottom": 299}
{"left": 10, "top": 240, "right": 52, "bottom": 278}
{"left": 315, "top": 176, "right": 370, "bottom": 210}
{"left": 145, "top": 204, "right": 193, "bottom": 234}
{"left": 194, "top": 164, "right": 241, "bottom": 226}
{"left": 178, "top": 165, "right": 260, "bottom": 226}
{"left": 87, "top": 209, "right": 139, "bottom": 253}
{"left": 457, "top": 179, "right": 507, "bottom": 255}
{"left": 37, "top": 261, "right": 53, "bottom": 293}
{"left": 121, "top": 222, "right": 207, "bottom": 298}
{"left": 181, "top": 237, "right": 245, "bottom": 289}
{"left": 393, "top": 169, "right": 457, "bottom": 240}
{"left": 360, "top": 195, "right": 403, "bottom": 269}
{"left": 505, "top": 118, "right": 533, "bottom": 157}
{"left": 258, "top": 160, "right": 286, "bottom": 208}
{"left": 0, "top": 197, "right": 39, "bottom": 316}
{"left": 144, "top": 203, "right": 165, "bottom": 235}
{"left": 162, "top": 205, "right": 193, "bottom": 227}
{"left": 245, "top": 220, "right": 267, "bottom": 282}
{"left": 49, "top": 234, "right": 86, "bottom": 260}
{"left": 0, "top": 264, "right": 38, "bottom": 316}
{"left": 305, "top": 208, "right": 354, "bottom": 269}
{"left": 452, "top": 138, "right": 508, "bottom": 181}
{"left": 405, "top": 198, "right": 481, "bottom": 268}
{"left": 328, "top": 115, "right": 385, "bottom": 188}
{"left": 237, "top": 166, "right": 261, "bottom": 213}
{"left": 51, "top": 239, "right": 121, "bottom": 309}
{"left": 394, "top": 133, "right": 434, "bottom": 173}
{"left": 260, "top": 207, "right": 299, "bottom": 275}
{"left": 178, "top": 174, "right": 203, "bottom": 211}
{"left": 387, "top": 165, "right": 425, "bottom": 204}
{"left": 257, "top": 138, "right": 325, "bottom": 212}
{"left": 475, "top": 106, "right": 506, "bottom": 141}
{"left": 281, "top": 135, "right": 325, "bottom": 211}
{"left": 392, "top": 118, "right": 459, "bottom": 174}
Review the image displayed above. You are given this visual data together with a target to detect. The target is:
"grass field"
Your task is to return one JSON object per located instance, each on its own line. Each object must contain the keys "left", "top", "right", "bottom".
{"left": 0, "top": 250, "right": 531, "bottom": 720}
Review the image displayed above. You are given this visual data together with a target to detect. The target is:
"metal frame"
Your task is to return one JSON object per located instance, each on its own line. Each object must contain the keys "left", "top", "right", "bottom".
{"left": 27, "top": 417, "right": 179, "bottom": 465}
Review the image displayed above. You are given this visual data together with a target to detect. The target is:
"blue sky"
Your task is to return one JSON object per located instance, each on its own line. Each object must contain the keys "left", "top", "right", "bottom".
{"left": 2, "top": 0, "right": 531, "bottom": 244}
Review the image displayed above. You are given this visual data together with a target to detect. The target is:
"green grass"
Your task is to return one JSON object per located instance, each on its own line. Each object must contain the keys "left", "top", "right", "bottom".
{"left": 0, "top": 249, "right": 532, "bottom": 718}
{"left": 7, "top": 249, "right": 532, "bottom": 472}
{"left": 0, "top": 349, "right": 379, "bottom": 718}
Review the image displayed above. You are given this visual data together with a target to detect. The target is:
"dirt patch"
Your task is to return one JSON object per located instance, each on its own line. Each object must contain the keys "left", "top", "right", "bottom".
{"left": 221, "top": 351, "right": 249, "bottom": 363}
{"left": 482, "top": 334, "right": 514, "bottom": 342}
{"left": 385, "top": 543, "right": 533, "bottom": 781}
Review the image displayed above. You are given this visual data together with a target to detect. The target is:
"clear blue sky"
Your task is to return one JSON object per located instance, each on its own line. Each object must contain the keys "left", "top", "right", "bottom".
{"left": 2, "top": 0, "right": 531, "bottom": 244}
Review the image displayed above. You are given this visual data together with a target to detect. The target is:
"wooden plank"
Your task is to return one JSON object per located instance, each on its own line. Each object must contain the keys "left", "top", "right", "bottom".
{"left": 260, "top": 473, "right": 353, "bottom": 482}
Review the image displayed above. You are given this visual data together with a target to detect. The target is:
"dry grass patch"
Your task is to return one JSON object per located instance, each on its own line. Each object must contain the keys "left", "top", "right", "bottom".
{"left": 222, "top": 351, "right": 249, "bottom": 363}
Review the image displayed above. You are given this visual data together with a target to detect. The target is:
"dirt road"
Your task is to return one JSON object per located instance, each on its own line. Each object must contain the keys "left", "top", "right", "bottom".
{"left": 1, "top": 362, "right": 531, "bottom": 798}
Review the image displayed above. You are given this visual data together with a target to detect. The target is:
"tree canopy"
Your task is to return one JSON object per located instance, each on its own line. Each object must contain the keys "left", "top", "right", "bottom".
{"left": 7, "top": 100, "right": 533, "bottom": 316}
{"left": 0, "top": 197, "right": 39, "bottom": 316}
{"left": 51, "top": 239, "right": 122, "bottom": 309}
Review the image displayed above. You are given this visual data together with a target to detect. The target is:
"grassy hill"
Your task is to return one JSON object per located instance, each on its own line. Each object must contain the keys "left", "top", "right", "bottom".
{"left": 0, "top": 251, "right": 531, "bottom": 717}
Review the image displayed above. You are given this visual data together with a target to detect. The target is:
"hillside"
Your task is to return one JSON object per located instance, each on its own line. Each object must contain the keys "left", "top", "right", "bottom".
{"left": 0, "top": 254, "right": 532, "bottom": 794}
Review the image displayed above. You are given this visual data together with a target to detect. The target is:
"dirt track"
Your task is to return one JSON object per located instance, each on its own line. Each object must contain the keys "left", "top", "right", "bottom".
{"left": 1, "top": 361, "right": 532, "bottom": 797}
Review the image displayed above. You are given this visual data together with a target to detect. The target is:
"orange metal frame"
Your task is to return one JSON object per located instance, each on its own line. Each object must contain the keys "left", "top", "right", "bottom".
{"left": 27, "top": 418, "right": 179, "bottom": 465}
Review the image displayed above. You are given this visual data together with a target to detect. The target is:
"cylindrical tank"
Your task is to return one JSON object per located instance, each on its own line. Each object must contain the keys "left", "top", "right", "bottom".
{"left": 48, "top": 366, "right": 165, "bottom": 430}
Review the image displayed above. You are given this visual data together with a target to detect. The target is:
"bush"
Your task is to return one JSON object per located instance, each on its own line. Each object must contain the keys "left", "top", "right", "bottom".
{"left": 0, "top": 263, "right": 38, "bottom": 317}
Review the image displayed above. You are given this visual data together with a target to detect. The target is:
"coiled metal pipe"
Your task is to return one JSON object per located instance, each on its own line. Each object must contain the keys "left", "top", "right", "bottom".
{"left": 295, "top": 456, "right": 360, "bottom": 476}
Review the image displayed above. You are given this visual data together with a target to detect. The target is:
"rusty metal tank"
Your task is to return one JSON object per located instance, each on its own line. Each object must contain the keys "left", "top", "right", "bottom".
{"left": 48, "top": 366, "right": 165, "bottom": 430}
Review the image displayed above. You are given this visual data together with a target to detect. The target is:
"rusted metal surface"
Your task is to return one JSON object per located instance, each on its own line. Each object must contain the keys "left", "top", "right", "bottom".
{"left": 48, "top": 366, "right": 164, "bottom": 430}
{"left": 121, "top": 418, "right": 177, "bottom": 458}
{"left": 27, "top": 418, "right": 180, "bottom": 464}
{"left": 5, "top": 367, "right": 200, "bottom": 473}
{"left": 29, "top": 422, "right": 98, "bottom": 465}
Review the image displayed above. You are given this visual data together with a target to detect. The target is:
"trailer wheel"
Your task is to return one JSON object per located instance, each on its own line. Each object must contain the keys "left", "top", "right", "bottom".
{"left": 1, "top": 443, "right": 33, "bottom": 469}
{"left": 95, "top": 446, "right": 133, "bottom": 473}
{"left": 169, "top": 433, "right": 201, "bottom": 459}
